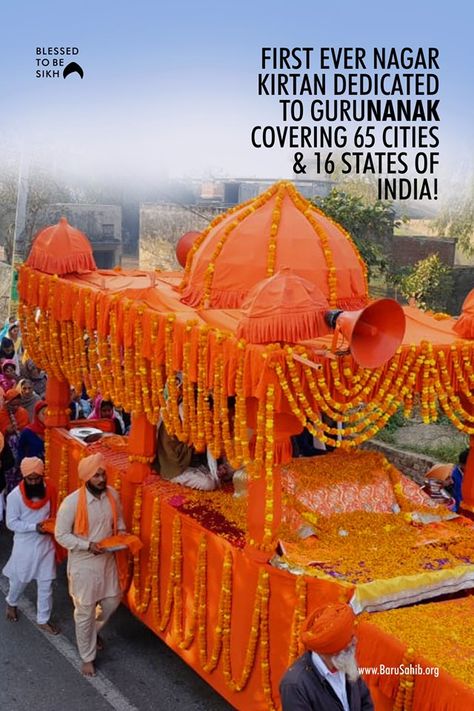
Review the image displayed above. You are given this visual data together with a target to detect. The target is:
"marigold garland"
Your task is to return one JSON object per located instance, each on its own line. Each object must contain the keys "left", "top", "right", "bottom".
{"left": 57, "top": 446, "right": 69, "bottom": 505}
{"left": 19, "top": 266, "right": 474, "bottom": 443}
{"left": 263, "top": 384, "right": 276, "bottom": 548}
{"left": 266, "top": 182, "right": 285, "bottom": 277}
{"left": 288, "top": 576, "right": 307, "bottom": 666}
{"left": 126, "top": 485, "right": 281, "bottom": 697}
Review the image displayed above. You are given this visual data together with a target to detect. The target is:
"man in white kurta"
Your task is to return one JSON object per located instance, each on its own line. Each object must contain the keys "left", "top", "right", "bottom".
{"left": 55, "top": 452, "right": 125, "bottom": 676}
{"left": 3, "top": 456, "right": 58, "bottom": 633}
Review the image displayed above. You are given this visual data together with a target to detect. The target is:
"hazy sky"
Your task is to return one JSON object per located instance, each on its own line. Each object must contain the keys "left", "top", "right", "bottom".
{"left": 0, "top": 0, "right": 472, "bottom": 195}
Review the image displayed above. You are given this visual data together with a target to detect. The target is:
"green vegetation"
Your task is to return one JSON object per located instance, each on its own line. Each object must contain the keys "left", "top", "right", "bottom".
{"left": 435, "top": 181, "right": 474, "bottom": 257}
{"left": 375, "top": 406, "right": 468, "bottom": 462}
{"left": 397, "top": 254, "right": 454, "bottom": 312}
{"left": 311, "top": 189, "right": 398, "bottom": 278}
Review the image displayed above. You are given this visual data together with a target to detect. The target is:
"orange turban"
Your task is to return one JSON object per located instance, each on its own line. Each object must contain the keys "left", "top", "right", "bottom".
{"left": 20, "top": 457, "right": 45, "bottom": 477}
{"left": 78, "top": 453, "right": 106, "bottom": 482}
{"left": 301, "top": 603, "right": 355, "bottom": 655}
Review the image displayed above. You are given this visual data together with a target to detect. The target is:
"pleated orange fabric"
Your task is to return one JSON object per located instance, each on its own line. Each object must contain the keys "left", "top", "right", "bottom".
{"left": 237, "top": 270, "right": 330, "bottom": 344}
{"left": 454, "top": 289, "right": 474, "bottom": 338}
{"left": 27, "top": 217, "right": 97, "bottom": 275}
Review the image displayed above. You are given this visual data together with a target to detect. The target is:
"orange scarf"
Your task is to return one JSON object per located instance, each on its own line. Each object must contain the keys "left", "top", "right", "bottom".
{"left": 73, "top": 484, "right": 118, "bottom": 538}
{"left": 19, "top": 479, "right": 57, "bottom": 514}
{"left": 19, "top": 480, "right": 66, "bottom": 563}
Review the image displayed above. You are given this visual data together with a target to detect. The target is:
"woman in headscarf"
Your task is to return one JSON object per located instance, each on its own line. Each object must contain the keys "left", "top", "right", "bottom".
{"left": 8, "top": 321, "right": 23, "bottom": 363}
{"left": 0, "top": 360, "right": 19, "bottom": 392}
{"left": 0, "top": 389, "right": 30, "bottom": 492}
{"left": 16, "top": 379, "right": 41, "bottom": 422}
{"left": 18, "top": 400, "right": 47, "bottom": 463}
{"left": 21, "top": 359, "right": 47, "bottom": 399}
{"left": 0, "top": 316, "right": 16, "bottom": 341}
{"left": 88, "top": 395, "right": 125, "bottom": 434}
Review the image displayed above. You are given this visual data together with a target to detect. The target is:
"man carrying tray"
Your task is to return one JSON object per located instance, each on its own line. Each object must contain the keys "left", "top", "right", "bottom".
{"left": 3, "top": 456, "right": 59, "bottom": 634}
{"left": 55, "top": 452, "right": 126, "bottom": 677}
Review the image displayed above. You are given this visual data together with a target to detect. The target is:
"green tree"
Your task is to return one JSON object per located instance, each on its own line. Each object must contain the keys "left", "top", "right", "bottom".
{"left": 312, "top": 189, "right": 398, "bottom": 278}
{"left": 400, "top": 253, "right": 454, "bottom": 312}
{"left": 434, "top": 182, "right": 474, "bottom": 256}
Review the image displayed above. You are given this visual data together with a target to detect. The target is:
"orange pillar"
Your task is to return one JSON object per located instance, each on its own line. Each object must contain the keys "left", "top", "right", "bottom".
{"left": 126, "top": 412, "right": 156, "bottom": 485}
{"left": 246, "top": 468, "right": 282, "bottom": 562}
{"left": 45, "top": 375, "right": 70, "bottom": 427}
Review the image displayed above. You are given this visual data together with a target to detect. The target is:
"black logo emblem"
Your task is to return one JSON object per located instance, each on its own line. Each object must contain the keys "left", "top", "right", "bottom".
{"left": 63, "top": 61, "right": 84, "bottom": 79}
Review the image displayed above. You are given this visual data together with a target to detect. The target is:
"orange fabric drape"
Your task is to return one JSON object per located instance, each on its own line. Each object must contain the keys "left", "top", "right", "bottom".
{"left": 73, "top": 485, "right": 118, "bottom": 538}
{"left": 0, "top": 406, "right": 29, "bottom": 433}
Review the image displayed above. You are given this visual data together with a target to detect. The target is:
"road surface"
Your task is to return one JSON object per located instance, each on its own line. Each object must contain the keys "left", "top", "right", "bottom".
{"left": 0, "top": 525, "right": 234, "bottom": 711}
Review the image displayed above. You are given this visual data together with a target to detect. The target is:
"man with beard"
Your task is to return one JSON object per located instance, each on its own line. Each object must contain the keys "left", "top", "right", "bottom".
{"left": 3, "top": 456, "right": 59, "bottom": 634}
{"left": 55, "top": 452, "right": 125, "bottom": 677}
{"left": 279, "top": 603, "right": 373, "bottom": 710}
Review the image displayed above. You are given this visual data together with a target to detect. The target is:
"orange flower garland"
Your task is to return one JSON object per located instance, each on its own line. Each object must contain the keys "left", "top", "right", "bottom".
{"left": 288, "top": 575, "right": 307, "bottom": 666}
{"left": 18, "top": 266, "right": 474, "bottom": 455}
{"left": 266, "top": 182, "right": 285, "bottom": 277}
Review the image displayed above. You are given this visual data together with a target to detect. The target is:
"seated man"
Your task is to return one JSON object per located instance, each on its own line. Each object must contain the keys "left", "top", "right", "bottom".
{"left": 280, "top": 602, "right": 373, "bottom": 711}
{"left": 156, "top": 421, "right": 219, "bottom": 491}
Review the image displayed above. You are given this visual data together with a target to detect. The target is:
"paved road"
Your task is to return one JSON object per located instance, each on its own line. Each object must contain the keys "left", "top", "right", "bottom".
{"left": 0, "top": 526, "right": 234, "bottom": 711}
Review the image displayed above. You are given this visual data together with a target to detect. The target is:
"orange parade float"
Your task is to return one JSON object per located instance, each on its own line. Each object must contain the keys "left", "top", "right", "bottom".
{"left": 18, "top": 182, "right": 474, "bottom": 710}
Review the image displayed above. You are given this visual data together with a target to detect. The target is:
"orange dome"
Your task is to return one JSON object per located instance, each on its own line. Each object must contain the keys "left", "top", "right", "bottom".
{"left": 180, "top": 181, "right": 368, "bottom": 310}
{"left": 176, "top": 231, "right": 200, "bottom": 267}
{"left": 26, "top": 216, "right": 97, "bottom": 275}
{"left": 454, "top": 288, "right": 474, "bottom": 339}
{"left": 237, "top": 269, "right": 330, "bottom": 343}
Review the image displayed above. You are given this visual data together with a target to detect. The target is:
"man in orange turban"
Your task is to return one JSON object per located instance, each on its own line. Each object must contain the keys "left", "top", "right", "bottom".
{"left": 279, "top": 603, "right": 374, "bottom": 710}
{"left": 55, "top": 452, "right": 126, "bottom": 677}
{"left": 3, "top": 456, "right": 59, "bottom": 634}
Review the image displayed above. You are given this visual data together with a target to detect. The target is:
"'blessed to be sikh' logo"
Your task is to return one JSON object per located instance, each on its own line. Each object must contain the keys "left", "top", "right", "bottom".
{"left": 35, "top": 47, "right": 84, "bottom": 79}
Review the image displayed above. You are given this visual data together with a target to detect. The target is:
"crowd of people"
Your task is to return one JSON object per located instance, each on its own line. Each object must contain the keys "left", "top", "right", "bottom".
{"left": 0, "top": 319, "right": 241, "bottom": 531}
{"left": 0, "top": 320, "right": 132, "bottom": 523}
{"left": 0, "top": 321, "right": 40, "bottom": 507}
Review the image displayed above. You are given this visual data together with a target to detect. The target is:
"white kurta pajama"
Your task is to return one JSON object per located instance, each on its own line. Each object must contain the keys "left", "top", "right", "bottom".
{"left": 55, "top": 486, "right": 125, "bottom": 662}
{"left": 3, "top": 487, "right": 56, "bottom": 624}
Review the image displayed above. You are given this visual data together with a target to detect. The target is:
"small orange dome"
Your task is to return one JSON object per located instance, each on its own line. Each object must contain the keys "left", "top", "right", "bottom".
{"left": 237, "top": 269, "right": 330, "bottom": 343}
{"left": 26, "top": 216, "right": 97, "bottom": 275}
{"left": 454, "top": 289, "right": 474, "bottom": 339}
{"left": 180, "top": 181, "right": 368, "bottom": 310}
{"left": 176, "top": 231, "right": 200, "bottom": 267}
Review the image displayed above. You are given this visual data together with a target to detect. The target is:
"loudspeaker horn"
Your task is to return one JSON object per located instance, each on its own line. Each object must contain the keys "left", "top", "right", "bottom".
{"left": 325, "top": 299, "right": 406, "bottom": 369}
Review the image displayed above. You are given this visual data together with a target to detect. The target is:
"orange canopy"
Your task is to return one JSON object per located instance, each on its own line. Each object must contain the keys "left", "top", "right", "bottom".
{"left": 26, "top": 216, "right": 97, "bottom": 275}
{"left": 180, "top": 181, "right": 369, "bottom": 310}
{"left": 454, "top": 288, "right": 474, "bottom": 339}
{"left": 237, "top": 269, "right": 330, "bottom": 343}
